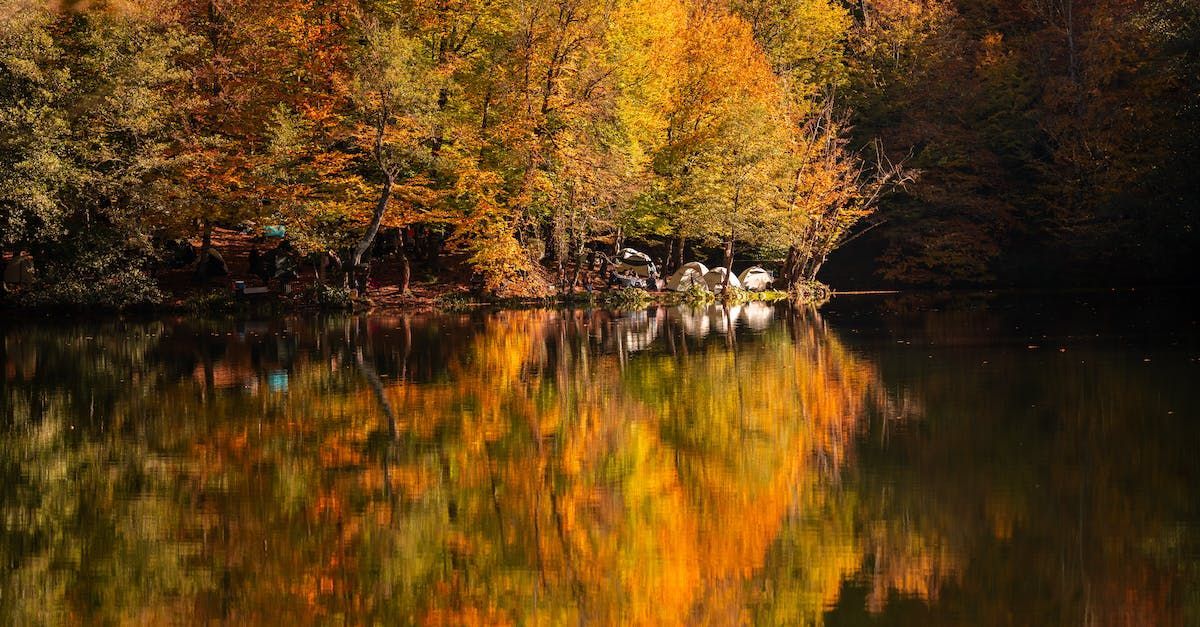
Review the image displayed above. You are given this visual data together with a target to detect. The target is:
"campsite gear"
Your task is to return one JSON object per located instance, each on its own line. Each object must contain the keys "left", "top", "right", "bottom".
{"left": 233, "top": 281, "right": 270, "bottom": 297}
{"left": 372, "top": 227, "right": 403, "bottom": 258}
{"left": 611, "top": 248, "right": 658, "bottom": 279}
{"left": 703, "top": 267, "right": 742, "bottom": 293}
{"left": 666, "top": 262, "right": 709, "bottom": 291}
{"left": 264, "top": 225, "right": 286, "bottom": 239}
{"left": 351, "top": 263, "right": 370, "bottom": 293}
{"left": 609, "top": 274, "right": 654, "bottom": 289}
{"left": 254, "top": 243, "right": 299, "bottom": 287}
{"left": 738, "top": 266, "right": 774, "bottom": 291}
{"left": 3, "top": 254, "right": 35, "bottom": 286}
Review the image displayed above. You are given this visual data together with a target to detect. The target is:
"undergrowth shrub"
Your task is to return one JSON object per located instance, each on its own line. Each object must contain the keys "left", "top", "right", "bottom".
{"left": 21, "top": 231, "right": 163, "bottom": 310}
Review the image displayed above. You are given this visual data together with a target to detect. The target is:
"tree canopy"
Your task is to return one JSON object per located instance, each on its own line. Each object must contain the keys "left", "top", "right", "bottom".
{"left": 2, "top": 0, "right": 1196, "bottom": 303}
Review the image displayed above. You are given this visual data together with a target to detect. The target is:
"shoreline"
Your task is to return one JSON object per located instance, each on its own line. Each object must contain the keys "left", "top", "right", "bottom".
{"left": 0, "top": 282, "right": 807, "bottom": 320}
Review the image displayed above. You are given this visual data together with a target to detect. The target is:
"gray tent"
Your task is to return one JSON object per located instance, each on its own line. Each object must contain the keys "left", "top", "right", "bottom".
{"left": 737, "top": 266, "right": 774, "bottom": 291}
{"left": 666, "top": 262, "right": 709, "bottom": 291}
{"left": 612, "top": 248, "right": 657, "bottom": 278}
{"left": 702, "top": 267, "right": 742, "bottom": 293}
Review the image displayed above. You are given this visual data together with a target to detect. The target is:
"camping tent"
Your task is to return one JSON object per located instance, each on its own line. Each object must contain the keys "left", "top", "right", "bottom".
{"left": 666, "top": 262, "right": 709, "bottom": 291}
{"left": 738, "top": 266, "right": 774, "bottom": 291}
{"left": 702, "top": 267, "right": 742, "bottom": 292}
{"left": 611, "top": 248, "right": 657, "bottom": 278}
{"left": 3, "top": 254, "right": 35, "bottom": 286}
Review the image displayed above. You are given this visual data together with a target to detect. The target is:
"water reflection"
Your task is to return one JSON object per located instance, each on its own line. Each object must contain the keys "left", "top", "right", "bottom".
{"left": 2, "top": 298, "right": 1198, "bottom": 624}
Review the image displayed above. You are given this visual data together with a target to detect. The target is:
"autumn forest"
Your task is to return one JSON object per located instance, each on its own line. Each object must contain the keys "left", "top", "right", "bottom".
{"left": 2, "top": 0, "right": 1196, "bottom": 307}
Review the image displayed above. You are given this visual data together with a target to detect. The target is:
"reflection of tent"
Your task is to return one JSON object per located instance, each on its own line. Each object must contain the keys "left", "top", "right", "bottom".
{"left": 612, "top": 248, "right": 657, "bottom": 278}
{"left": 738, "top": 266, "right": 774, "bottom": 291}
{"left": 614, "top": 309, "right": 661, "bottom": 353}
{"left": 703, "top": 267, "right": 742, "bottom": 292}
{"left": 741, "top": 301, "right": 775, "bottom": 331}
{"left": 3, "top": 254, "right": 35, "bottom": 286}
{"left": 666, "top": 262, "right": 709, "bottom": 291}
{"left": 675, "top": 305, "right": 711, "bottom": 337}
{"left": 707, "top": 304, "right": 742, "bottom": 333}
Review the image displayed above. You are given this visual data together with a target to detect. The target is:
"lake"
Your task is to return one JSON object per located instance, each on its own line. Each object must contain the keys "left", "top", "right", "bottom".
{"left": 2, "top": 291, "right": 1198, "bottom": 624}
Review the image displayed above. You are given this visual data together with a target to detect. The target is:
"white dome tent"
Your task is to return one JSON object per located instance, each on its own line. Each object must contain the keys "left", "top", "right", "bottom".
{"left": 702, "top": 267, "right": 741, "bottom": 293}
{"left": 611, "top": 248, "right": 657, "bottom": 278}
{"left": 666, "top": 262, "right": 709, "bottom": 291}
{"left": 737, "top": 266, "right": 774, "bottom": 291}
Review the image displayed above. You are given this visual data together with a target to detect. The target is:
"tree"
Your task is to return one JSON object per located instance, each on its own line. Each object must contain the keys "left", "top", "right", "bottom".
{"left": 344, "top": 15, "right": 440, "bottom": 292}
{"left": 772, "top": 103, "right": 911, "bottom": 290}
{"left": 1, "top": 1, "right": 198, "bottom": 306}
{"left": 0, "top": 1, "right": 71, "bottom": 252}
{"left": 653, "top": 8, "right": 787, "bottom": 283}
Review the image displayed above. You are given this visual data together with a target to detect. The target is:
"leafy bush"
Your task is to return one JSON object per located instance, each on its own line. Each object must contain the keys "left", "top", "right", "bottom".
{"left": 790, "top": 279, "right": 832, "bottom": 304}
{"left": 716, "top": 286, "right": 787, "bottom": 304}
{"left": 434, "top": 292, "right": 476, "bottom": 312}
{"left": 305, "top": 283, "right": 355, "bottom": 309}
{"left": 463, "top": 223, "right": 554, "bottom": 299}
{"left": 678, "top": 283, "right": 714, "bottom": 305}
{"left": 21, "top": 233, "right": 163, "bottom": 310}
{"left": 185, "top": 289, "right": 236, "bottom": 314}
{"left": 601, "top": 287, "right": 653, "bottom": 309}
{"left": 23, "top": 267, "right": 163, "bottom": 310}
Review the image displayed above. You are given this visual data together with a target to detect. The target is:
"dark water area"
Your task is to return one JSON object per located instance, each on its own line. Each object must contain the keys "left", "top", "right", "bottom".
{"left": 2, "top": 291, "right": 1198, "bottom": 624}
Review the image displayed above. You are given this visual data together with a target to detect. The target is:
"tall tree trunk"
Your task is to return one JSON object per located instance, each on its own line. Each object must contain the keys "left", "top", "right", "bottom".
{"left": 353, "top": 176, "right": 393, "bottom": 268}
{"left": 197, "top": 218, "right": 213, "bottom": 281}
{"left": 675, "top": 235, "right": 686, "bottom": 270}
{"left": 722, "top": 231, "right": 734, "bottom": 290}
{"left": 783, "top": 245, "right": 799, "bottom": 288}
{"left": 314, "top": 253, "right": 325, "bottom": 285}
{"left": 570, "top": 246, "right": 585, "bottom": 288}
{"left": 431, "top": 86, "right": 449, "bottom": 158}
{"left": 664, "top": 238, "right": 676, "bottom": 274}
{"left": 398, "top": 247, "right": 411, "bottom": 294}
{"left": 806, "top": 259, "right": 824, "bottom": 282}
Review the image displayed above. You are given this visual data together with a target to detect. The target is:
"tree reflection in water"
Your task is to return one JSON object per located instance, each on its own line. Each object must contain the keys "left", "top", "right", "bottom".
{"left": 2, "top": 302, "right": 1198, "bottom": 624}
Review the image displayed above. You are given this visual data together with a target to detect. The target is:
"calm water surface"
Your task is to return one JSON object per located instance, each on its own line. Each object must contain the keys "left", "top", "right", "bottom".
{"left": 2, "top": 292, "right": 1198, "bottom": 624}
